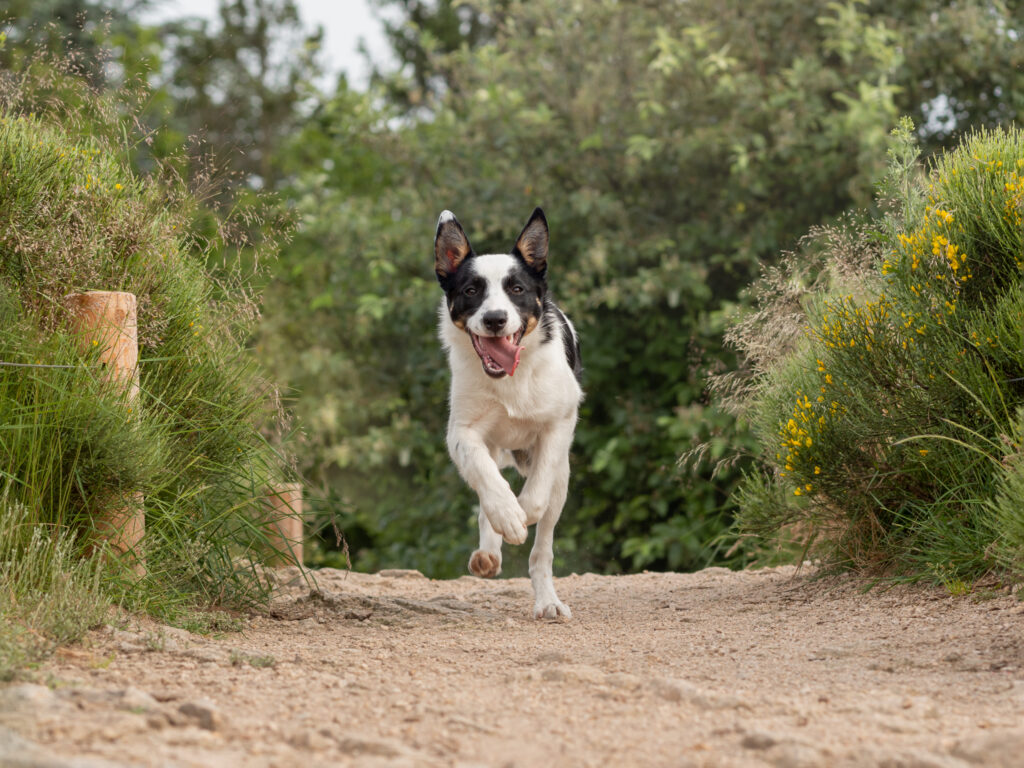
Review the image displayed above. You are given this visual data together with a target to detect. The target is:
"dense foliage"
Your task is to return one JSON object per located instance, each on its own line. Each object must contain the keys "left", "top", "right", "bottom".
{"left": 731, "top": 123, "right": 1024, "bottom": 583}
{"left": 262, "top": 0, "right": 1024, "bottom": 576}
{"left": 0, "top": 79, "right": 294, "bottom": 674}
{"left": 6, "top": 0, "right": 1024, "bottom": 590}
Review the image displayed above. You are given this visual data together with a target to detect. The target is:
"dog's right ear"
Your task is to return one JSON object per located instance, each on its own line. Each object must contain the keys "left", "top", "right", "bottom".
{"left": 434, "top": 210, "right": 473, "bottom": 284}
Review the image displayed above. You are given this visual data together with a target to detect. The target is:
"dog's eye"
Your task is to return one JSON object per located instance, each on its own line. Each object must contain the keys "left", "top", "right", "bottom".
{"left": 510, "top": 284, "right": 524, "bottom": 294}
{"left": 464, "top": 285, "right": 478, "bottom": 296}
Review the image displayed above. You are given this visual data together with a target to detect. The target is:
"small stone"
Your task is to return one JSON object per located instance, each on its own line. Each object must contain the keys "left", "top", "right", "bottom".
{"left": 741, "top": 732, "right": 778, "bottom": 750}
{"left": 646, "top": 678, "right": 737, "bottom": 709}
{"left": 540, "top": 665, "right": 606, "bottom": 684}
{"left": 0, "top": 683, "right": 59, "bottom": 714}
{"left": 178, "top": 699, "right": 224, "bottom": 731}
{"left": 336, "top": 735, "right": 410, "bottom": 757}
{"left": 160, "top": 626, "right": 194, "bottom": 644}
{"left": 290, "top": 729, "right": 334, "bottom": 750}
{"left": 770, "top": 742, "right": 827, "bottom": 768}
{"left": 377, "top": 569, "right": 426, "bottom": 579}
{"left": 604, "top": 672, "right": 643, "bottom": 691}
{"left": 181, "top": 647, "right": 225, "bottom": 664}
{"left": 117, "top": 687, "right": 158, "bottom": 712}
{"left": 535, "top": 650, "right": 572, "bottom": 664}
{"left": 952, "top": 729, "right": 1024, "bottom": 767}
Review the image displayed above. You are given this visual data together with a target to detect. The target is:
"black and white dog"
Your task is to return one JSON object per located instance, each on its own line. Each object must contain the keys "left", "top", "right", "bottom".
{"left": 435, "top": 208, "right": 582, "bottom": 619}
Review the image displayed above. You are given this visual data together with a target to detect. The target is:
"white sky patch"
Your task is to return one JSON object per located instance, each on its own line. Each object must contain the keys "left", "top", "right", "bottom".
{"left": 142, "top": 0, "right": 393, "bottom": 89}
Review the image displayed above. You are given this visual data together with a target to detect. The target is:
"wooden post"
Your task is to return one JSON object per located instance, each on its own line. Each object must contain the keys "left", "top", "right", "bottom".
{"left": 264, "top": 483, "right": 303, "bottom": 567}
{"left": 64, "top": 290, "right": 145, "bottom": 576}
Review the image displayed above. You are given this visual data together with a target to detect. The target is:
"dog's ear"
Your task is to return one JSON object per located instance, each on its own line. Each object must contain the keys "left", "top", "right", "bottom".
{"left": 434, "top": 210, "right": 473, "bottom": 283}
{"left": 512, "top": 207, "right": 548, "bottom": 276}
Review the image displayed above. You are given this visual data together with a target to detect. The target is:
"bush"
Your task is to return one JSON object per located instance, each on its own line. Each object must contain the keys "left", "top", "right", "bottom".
{"left": 0, "top": 73, "right": 294, "bottom": 664}
{"left": 729, "top": 121, "right": 1024, "bottom": 584}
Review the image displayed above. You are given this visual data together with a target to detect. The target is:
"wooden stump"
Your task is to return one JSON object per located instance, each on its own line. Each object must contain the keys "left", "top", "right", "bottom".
{"left": 264, "top": 483, "right": 303, "bottom": 567}
{"left": 64, "top": 290, "right": 145, "bottom": 576}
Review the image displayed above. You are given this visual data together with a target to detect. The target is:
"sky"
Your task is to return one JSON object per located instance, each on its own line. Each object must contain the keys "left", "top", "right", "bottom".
{"left": 144, "top": 0, "right": 392, "bottom": 87}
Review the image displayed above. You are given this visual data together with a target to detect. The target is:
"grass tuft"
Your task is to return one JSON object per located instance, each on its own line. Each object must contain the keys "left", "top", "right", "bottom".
{"left": 0, "top": 61, "right": 296, "bottom": 673}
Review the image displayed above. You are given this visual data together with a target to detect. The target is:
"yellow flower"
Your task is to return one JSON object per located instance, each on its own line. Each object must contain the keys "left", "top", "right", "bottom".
{"left": 814, "top": 466, "right": 821, "bottom": 475}
{"left": 919, "top": 449, "right": 929, "bottom": 456}
{"left": 115, "top": 183, "right": 122, "bottom": 190}
{"left": 794, "top": 488, "right": 802, "bottom": 496}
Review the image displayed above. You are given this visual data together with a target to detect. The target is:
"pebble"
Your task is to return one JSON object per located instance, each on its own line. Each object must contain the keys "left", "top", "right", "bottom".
{"left": 177, "top": 700, "right": 225, "bottom": 731}
{"left": 952, "top": 729, "right": 1024, "bottom": 767}
{"left": 741, "top": 732, "right": 777, "bottom": 750}
{"left": 0, "top": 684, "right": 61, "bottom": 715}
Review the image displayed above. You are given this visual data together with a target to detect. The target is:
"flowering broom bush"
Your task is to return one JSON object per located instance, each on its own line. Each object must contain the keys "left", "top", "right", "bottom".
{"left": 730, "top": 121, "right": 1024, "bottom": 584}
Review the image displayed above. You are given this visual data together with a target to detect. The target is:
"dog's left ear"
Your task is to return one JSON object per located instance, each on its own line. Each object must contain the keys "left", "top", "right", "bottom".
{"left": 512, "top": 207, "right": 549, "bottom": 276}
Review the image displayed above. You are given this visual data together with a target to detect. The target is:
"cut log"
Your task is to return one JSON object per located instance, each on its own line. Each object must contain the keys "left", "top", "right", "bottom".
{"left": 64, "top": 290, "right": 145, "bottom": 576}
{"left": 264, "top": 483, "right": 303, "bottom": 567}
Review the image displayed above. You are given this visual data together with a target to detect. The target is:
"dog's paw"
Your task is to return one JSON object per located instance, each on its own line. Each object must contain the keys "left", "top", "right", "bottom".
{"left": 483, "top": 498, "right": 528, "bottom": 545}
{"left": 499, "top": 516, "right": 528, "bottom": 545}
{"left": 533, "top": 598, "right": 572, "bottom": 620}
{"left": 469, "top": 549, "right": 502, "bottom": 578}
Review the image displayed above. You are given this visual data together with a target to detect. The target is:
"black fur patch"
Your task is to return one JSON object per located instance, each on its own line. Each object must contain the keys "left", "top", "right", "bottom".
{"left": 445, "top": 258, "right": 488, "bottom": 329}
{"left": 553, "top": 305, "right": 583, "bottom": 383}
{"left": 502, "top": 260, "right": 545, "bottom": 333}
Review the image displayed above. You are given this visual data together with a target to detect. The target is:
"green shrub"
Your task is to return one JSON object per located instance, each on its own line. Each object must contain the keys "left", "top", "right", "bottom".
{"left": 730, "top": 121, "right": 1024, "bottom": 584}
{"left": 0, "top": 77, "right": 294, "bottom": 661}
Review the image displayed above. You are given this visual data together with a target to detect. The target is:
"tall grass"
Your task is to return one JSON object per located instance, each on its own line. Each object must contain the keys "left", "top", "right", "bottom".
{"left": 0, "top": 64, "right": 296, "bottom": 673}
{"left": 726, "top": 121, "right": 1024, "bottom": 585}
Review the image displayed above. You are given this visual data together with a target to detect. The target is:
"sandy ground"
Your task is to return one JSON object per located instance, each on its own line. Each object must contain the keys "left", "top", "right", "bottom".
{"left": 3, "top": 565, "right": 1024, "bottom": 767}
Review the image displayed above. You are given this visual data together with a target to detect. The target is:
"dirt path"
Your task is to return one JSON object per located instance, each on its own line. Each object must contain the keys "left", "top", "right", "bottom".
{"left": 4, "top": 565, "right": 1024, "bottom": 767}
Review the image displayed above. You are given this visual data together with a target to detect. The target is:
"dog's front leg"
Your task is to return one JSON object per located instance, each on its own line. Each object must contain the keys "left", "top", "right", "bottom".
{"left": 448, "top": 428, "right": 528, "bottom": 545}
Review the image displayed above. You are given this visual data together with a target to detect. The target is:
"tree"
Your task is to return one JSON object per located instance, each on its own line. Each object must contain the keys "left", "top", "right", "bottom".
{"left": 152, "top": 0, "right": 323, "bottom": 189}
{"left": 369, "top": 0, "right": 507, "bottom": 108}
{"left": 261, "top": 0, "right": 1024, "bottom": 576}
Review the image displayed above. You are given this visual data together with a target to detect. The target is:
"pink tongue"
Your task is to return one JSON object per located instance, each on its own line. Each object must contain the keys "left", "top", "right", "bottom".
{"left": 478, "top": 335, "right": 523, "bottom": 376}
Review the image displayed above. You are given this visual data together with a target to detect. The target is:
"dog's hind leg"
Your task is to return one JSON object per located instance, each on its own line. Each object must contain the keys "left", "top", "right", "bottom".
{"left": 469, "top": 506, "right": 503, "bottom": 578}
{"left": 529, "top": 458, "right": 572, "bottom": 620}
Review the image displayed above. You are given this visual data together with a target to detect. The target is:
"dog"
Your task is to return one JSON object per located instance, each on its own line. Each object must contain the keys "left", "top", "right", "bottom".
{"left": 434, "top": 207, "right": 583, "bottom": 619}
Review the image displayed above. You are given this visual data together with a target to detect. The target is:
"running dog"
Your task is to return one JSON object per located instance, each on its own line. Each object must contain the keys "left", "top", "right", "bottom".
{"left": 435, "top": 208, "right": 582, "bottom": 619}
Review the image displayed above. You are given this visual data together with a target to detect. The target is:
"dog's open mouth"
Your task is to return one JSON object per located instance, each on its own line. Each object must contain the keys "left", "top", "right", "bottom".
{"left": 471, "top": 331, "right": 524, "bottom": 377}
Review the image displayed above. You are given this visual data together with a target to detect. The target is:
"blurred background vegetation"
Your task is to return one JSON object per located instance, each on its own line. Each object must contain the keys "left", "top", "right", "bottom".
{"left": 4, "top": 0, "right": 1024, "bottom": 588}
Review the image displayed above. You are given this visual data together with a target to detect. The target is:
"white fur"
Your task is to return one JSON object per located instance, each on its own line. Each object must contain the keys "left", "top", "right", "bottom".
{"left": 439, "top": 268, "right": 582, "bottom": 620}
{"left": 464, "top": 254, "right": 522, "bottom": 337}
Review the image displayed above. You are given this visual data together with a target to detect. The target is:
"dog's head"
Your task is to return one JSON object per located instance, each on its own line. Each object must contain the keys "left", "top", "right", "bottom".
{"left": 434, "top": 208, "right": 549, "bottom": 378}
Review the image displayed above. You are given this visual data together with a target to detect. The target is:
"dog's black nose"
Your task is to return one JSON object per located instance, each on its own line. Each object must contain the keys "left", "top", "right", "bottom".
{"left": 482, "top": 311, "right": 507, "bottom": 333}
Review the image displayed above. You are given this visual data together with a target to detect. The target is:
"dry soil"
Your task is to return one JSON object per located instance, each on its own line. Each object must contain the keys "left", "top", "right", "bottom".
{"left": 3, "top": 565, "right": 1024, "bottom": 767}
